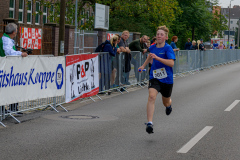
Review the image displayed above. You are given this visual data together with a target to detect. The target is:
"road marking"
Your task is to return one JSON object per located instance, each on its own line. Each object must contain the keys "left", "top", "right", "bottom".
{"left": 177, "top": 126, "right": 213, "bottom": 154}
{"left": 224, "top": 100, "right": 240, "bottom": 111}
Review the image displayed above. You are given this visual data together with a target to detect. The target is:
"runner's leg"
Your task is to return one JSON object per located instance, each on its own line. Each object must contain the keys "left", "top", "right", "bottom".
{"left": 162, "top": 96, "right": 172, "bottom": 107}
{"left": 147, "top": 88, "right": 158, "bottom": 122}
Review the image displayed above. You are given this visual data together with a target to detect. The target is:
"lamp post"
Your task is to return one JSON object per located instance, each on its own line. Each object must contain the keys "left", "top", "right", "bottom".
{"left": 238, "top": 18, "right": 240, "bottom": 48}
{"left": 228, "top": 0, "right": 234, "bottom": 49}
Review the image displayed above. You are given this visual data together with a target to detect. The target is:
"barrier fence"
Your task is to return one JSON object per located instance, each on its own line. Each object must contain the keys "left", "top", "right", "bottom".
{"left": 1, "top": 49, "right": 240, "bottom": 127}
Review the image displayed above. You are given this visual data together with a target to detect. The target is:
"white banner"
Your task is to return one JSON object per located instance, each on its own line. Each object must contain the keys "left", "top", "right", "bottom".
{"left": 0, "top": 56, "right": 65, "bottom": 105}
{"left": 65, "top": 54, "right": 99, "bottom": 103}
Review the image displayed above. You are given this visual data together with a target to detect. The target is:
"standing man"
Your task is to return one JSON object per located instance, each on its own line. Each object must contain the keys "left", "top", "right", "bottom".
{"left": 0, "top": 23, "right": 28, "bottom": 57}
{"left": 184, "top": 38, "right": 192, "bottom": 50}
{"left": 118, "top": 30, "right": 131, "bottom": 85}
{"left": 0, "top": 23, "right": 28, "bottom": 114}
{"left": 129, "top": 35, "right": 148, "bottom": 82}
{"left": 199, "top": 39, "right": 206, "bottom": 51}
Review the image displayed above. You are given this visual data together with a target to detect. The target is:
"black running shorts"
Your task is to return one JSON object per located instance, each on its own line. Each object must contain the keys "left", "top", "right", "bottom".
{"left": 148, "top": 78, "right": 173, "bottom": 98}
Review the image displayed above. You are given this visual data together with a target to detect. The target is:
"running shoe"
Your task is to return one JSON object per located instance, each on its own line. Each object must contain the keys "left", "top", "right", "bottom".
{"left": 145, "top": 123, "right": 154, "bottom": 134}
{"left": 166, "top": 106, "right": 172, "bottom": 116}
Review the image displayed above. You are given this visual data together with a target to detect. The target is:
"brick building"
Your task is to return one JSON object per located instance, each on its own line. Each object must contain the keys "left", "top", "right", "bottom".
{"left": 0, "top": 0, "right": 95, "bottom": 55}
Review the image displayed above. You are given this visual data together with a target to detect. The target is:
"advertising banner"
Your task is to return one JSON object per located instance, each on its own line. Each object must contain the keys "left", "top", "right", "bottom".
{"left": 107, "top": 33, "right": 114, "bottom": 40}
{"left": 65, "top": 54, "right": 99, "bottom": 103}
{"left": 20, "top": 27, "right": 42, "bottom": 49}
{"left": 0, "top": 56, "right": 65, "bottom": 105}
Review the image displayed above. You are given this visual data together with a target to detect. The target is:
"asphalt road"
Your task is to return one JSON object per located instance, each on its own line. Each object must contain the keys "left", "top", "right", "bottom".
{"left": 1, "top": 62, "right": 240, "bottom": 160}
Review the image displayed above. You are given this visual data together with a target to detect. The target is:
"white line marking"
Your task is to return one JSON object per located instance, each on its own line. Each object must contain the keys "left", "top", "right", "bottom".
{"left": 177, "top": 126, "right": 213, "bottom": 154}
{"left": 224, "top": 100, "right": 240, "bottom": 111}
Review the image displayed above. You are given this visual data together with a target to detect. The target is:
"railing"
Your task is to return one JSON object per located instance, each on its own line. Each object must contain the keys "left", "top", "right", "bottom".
{"left": 1, "top": 49, "right": 240, "bottom": 127}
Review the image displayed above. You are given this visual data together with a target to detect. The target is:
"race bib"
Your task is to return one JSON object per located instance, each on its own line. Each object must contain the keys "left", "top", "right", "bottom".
{"left": 153, "top": 68, "right": 167, "bottom": 79}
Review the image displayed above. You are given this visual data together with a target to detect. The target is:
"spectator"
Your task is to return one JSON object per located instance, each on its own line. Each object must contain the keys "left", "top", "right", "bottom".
{"left": 0, "top": 23, "right": 28, "bottom": 115}
{"left": 198, "top": 39, "right": 206, "bottom": 51}
{"left": 118, "top": 30, "right": 131, "bottom": 85}
{"left": 111, "top": 34, "right": 121, "bottom": 88}
{"left": 0, "top": 23, "right": 28, "bottom": 57}
{"left": 184, "top": 38, "right": 192, "bottom": 50}
{"left": 146, "top": 40, "right": 151, "bottom": 48}
{"left": 151, "top": 37, "right": 157, "bottom": 46}
{"left": 190, "top": 40, "right": 197, "bottom": 68}
{"left": 190, "top": 40, "right": 198, "bottom": 50}
{"left": 235, "top": 44, "right": 238, "bottom": 49}
{"left": 218, "top": 41, "right": 224, "bottom": 49}
{"left": 230, "top": 43, "right": 234, "bottom": 49}
{"left": 170, "top": 36, "right": 179, "bottom": 51}
{"left": 150, "top": 36, "right": 156, "bottom": 45}
{"left": 104, "top": 35, "right": 118, "bottom": 87}
{"left": 212, "top": 40, "right": 219, "bottom": 49}
{"left": 129, "top": 35, "right": 148, "bottom": 82}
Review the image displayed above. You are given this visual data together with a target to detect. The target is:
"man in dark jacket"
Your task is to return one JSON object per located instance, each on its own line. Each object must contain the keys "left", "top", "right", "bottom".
{"left": 118, "top": 31, "right": 131, "bottom": 85}
{"left": 184, "top": 38, "right": 192, "bottom": 50}
{"left": 129, "top": 35, "right": 148, "bottom": 82}
{"left": 199, "top": 39, "right": 206, "bottom": 51}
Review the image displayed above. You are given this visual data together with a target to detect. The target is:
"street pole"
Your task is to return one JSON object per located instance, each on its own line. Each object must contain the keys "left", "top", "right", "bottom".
{"left": 228, "top": 5, "right": 230, "bottom": 49}
{"left": 238, "top": 18, "right": 240, "bottom": 48}
{"left": 58, "top": 0, "right": 66, "bottom": 56}
{"left": 74, "top": 0, "right": 78, "bottom": 54}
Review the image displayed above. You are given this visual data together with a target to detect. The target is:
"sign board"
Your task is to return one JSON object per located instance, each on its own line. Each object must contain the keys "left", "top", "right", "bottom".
{"left": 65, "top": 54, "right": 99, "bottom": 103}
{"left": 20, "top": 27, "right": 42, "bottom": 49}
{"left": 0, "top": 56, "right": 65, "bottom": 105}
{"left": 94, "top": 3, "right": 109, "bottom": 30}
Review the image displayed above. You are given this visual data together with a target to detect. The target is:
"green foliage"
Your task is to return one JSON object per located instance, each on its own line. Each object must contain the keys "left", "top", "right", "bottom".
{"left": 32, "top": 0, "right": 229, "bottom": 50}
{"left": 97, "top": 0, "right": 182, "bottom": 38}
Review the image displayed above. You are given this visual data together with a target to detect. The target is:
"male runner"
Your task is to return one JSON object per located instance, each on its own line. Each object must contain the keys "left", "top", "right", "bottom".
{"left": 138, "top": 25, "right": 175, "bottom": 134}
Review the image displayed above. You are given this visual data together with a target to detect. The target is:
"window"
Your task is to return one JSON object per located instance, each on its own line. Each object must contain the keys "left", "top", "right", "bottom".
{"left": 18, "top": 0, "right": 24, "bottom": 23}
{"left": 27, "top": 0, "right": 32, "bottom": 24}
{"left": 81, "top": 19, "right": 84, "bottom": 26}
{"left": 35, "top": 1, "right": 40, "bottom": 25}
{"left": 231, "top": 21, "right": 233, "bottom": 24}
{"left": 43, "top": 6, "right": 47, "bottom": 24}
{"left": 50, "top": 4, "right": 54, "bottom": 22}
{"left": 86, "top": 11, "right": 89, "bottom": 20}
{"left": 9, "top": 0, "right": 15, "bottom": 18}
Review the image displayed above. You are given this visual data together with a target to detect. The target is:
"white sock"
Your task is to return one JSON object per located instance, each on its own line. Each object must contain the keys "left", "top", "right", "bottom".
{"left": 148, "top": 121, "right": 153, "bottom": 124}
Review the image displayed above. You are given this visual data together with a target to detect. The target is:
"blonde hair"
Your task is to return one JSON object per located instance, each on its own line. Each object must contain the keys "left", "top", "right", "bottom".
{"left": 110, "top": 35, "right": 118, "bottom": 46}
{"left": 157, "top": 25, "right": 169, "bottom": 36}
{"left": 122, "top": 30, "right": 129, "bottom": 36}
{"left": 192, "top": 40, "right": 196, "bottom": 44}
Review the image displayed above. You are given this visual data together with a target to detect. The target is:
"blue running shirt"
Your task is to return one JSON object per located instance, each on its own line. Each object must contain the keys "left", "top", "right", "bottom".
{"left": 149, "top": 43, "right": 176, "bottom": 84}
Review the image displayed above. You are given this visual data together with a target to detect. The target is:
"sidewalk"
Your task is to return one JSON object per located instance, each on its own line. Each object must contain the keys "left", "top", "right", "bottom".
{"left": 0, "top": 84, "right": 148, "bottom": 128}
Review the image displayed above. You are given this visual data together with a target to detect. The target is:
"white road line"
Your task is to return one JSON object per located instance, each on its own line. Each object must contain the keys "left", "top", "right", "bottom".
{"left": 224, "top": 100, "right": 240, "bottom": 111}
{"left": 177, "top": 126, "right": 213, "bottom": 154}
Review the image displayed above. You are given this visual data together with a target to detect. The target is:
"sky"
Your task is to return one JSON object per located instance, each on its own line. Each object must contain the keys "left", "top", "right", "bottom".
{"left": 218, "top": 0, "right": 240, "bottom": 8}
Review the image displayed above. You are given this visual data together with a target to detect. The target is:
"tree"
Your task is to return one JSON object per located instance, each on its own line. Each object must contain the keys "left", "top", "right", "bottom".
{"left": 96, "top": 0, "right": 182, "bottom": 38}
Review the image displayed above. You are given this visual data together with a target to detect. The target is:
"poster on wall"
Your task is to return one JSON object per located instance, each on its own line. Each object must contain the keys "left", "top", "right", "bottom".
{"left": 19, "top": 27, "right": 42, "bottom": 49}
{"left": 65, "top": 54, "right": 99, "bottom": 103}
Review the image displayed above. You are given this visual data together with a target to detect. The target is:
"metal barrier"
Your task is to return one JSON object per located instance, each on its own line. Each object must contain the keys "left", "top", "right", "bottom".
{"left": 175, "top": 49, "right": 240, "bottom": 76}
{"left": 96, "top": 51, "right": 149, "bottom": 94}
{"left": 1, "top": 49, "right": 240, "bottom": 127}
